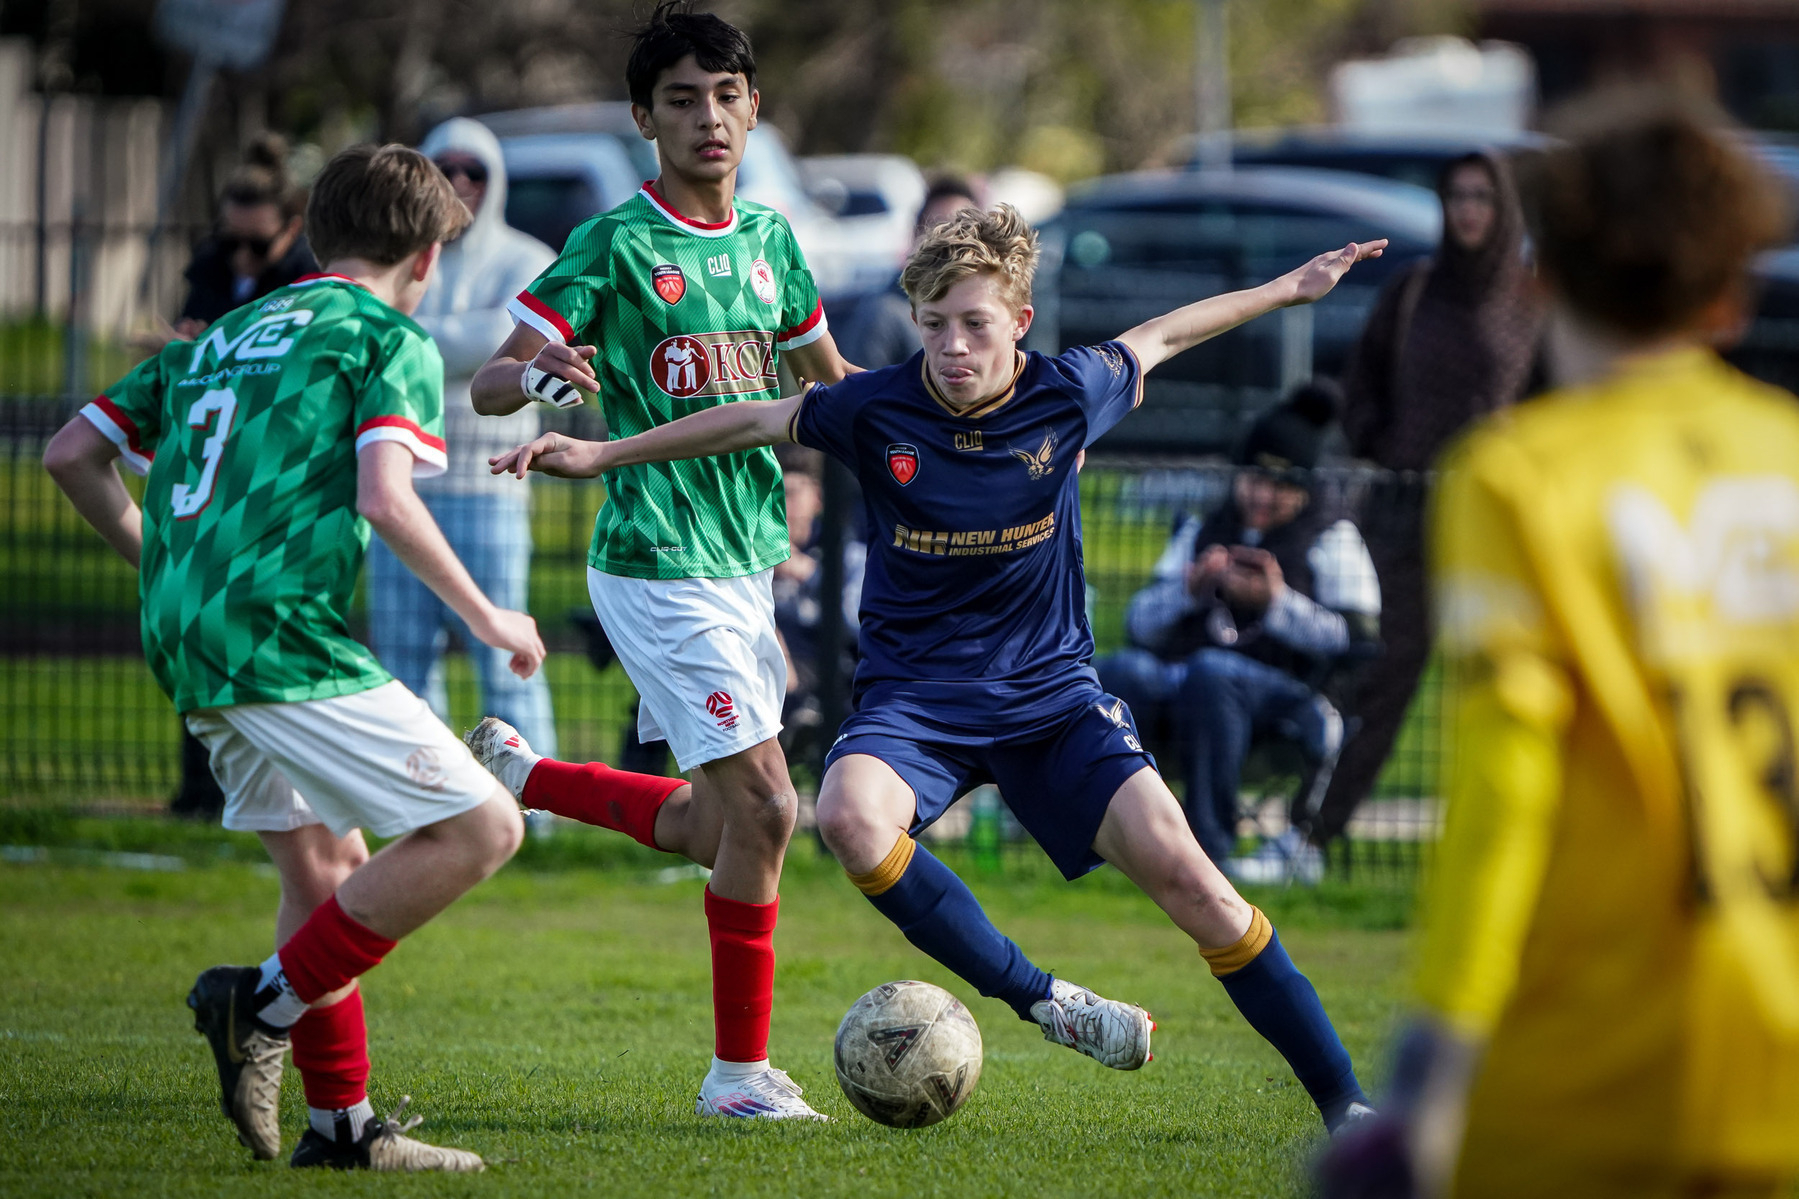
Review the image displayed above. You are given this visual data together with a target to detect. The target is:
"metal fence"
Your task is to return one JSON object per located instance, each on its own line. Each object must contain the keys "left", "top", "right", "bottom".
{"left": 2, "top": 386, "right": 1442, "bottom": 881}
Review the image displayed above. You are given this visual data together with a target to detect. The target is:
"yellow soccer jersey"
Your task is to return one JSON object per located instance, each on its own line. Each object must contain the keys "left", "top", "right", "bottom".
{"left": 1417, "top": 347, "right": 1799, "bottom": 1177}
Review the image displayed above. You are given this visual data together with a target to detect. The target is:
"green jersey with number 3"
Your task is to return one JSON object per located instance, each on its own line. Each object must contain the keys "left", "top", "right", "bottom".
{"left": 82, "top": 274, "right": 448, "bottom": 712}
{"left": 509, "top": 184, "right": 827, "bottom": 581}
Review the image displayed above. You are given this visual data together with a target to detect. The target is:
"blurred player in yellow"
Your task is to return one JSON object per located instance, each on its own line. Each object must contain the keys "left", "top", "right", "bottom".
{"left": 1323, "top": 90, "right": 1799, "bottom": 1199}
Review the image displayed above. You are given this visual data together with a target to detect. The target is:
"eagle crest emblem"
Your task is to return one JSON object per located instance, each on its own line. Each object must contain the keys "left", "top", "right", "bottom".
{"left": 1007, "top": 427, "right": 1058, "bottom": 480}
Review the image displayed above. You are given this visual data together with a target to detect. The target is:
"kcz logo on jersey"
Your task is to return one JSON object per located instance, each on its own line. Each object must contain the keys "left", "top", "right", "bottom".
{"left": 705, "top": 690, "right": 739, "bottom": 730}
{"left": 1007, "top": 427, "right": 1058, "bottom": 480}
{"left": 887, "top": 443, "right": 920, "bottom": 486}
{"left": 651, "top": 330, "right": 778, "bottom": 399}
{"left": 651, "top": 263, "right": 686, "bottom": 305}
{"left": 750, "top": 258, "right": 778, "bottom": 305}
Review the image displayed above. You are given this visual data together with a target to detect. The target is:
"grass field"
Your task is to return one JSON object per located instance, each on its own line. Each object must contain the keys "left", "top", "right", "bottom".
{"left": 0, "top": 821, "right": 1408, "bottom": 1198}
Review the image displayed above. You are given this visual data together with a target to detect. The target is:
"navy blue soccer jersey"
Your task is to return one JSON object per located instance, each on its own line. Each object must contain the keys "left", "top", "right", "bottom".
{"left": 790, "top": 342, "right": 1143, "bottom": 736}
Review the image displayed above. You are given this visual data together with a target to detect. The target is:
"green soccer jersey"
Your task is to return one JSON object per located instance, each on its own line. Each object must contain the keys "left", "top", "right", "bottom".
{"left": 509, "top": 183, "right": 826, "bottom": 580}
{"left": 83, "top": 275, "right": 448, "bottom": 712}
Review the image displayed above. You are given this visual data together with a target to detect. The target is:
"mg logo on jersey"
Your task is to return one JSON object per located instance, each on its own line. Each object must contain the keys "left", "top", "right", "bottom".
{"left": 887, "top": 443, "right": 920, "bottom": 485}
{"left": 705, "top": 690, "right": 738, "bottom": 730}
{"left": 651, "top": 330, "right": 778, "bottom": 399}
{"left": 188, "top": 309, "right": 315, "bottom": 372}
{"left": 652, "top": 263, "right": 686, "bottom": 305}
{"left": 750, "top": 258, "right": 778, "bottom": 305}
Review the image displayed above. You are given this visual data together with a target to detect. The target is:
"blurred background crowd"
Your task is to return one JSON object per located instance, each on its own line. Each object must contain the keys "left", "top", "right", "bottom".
{"left": 9, "top": 0, "right": 1799, "bottom": 885}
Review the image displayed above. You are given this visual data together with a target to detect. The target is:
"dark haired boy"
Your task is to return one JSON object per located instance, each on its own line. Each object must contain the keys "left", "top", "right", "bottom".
{"left": 469, "top": 1, "right": 854, "bottom": 1120}
{"left": 44, "top": 143, "right": 543, "bottom": 1171}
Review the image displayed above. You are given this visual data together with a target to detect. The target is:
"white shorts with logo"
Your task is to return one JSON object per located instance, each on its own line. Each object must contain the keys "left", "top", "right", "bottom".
{"left": 586, "top": 566, "right": 786, "bottom": 773}
{"left": 185, "top": 680, "right": 499, "bottom": 840}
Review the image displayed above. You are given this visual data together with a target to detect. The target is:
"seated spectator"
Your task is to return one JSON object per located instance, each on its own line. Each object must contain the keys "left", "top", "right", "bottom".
{"left": 1096, "top": 382, "right": 1379, "bottom": 883}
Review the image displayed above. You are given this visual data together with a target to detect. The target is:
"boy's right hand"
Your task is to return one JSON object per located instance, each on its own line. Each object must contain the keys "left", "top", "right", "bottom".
{"left": 531, "top": 342, "right": 600, "bottom": 393}
{"left": 470, "top": 608, "right": 546, "bottom": 680}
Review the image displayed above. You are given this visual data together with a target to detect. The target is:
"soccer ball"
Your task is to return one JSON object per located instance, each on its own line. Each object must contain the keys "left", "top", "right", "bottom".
{"left": 833, "top": 980, "right": 983, "bottom": 1128}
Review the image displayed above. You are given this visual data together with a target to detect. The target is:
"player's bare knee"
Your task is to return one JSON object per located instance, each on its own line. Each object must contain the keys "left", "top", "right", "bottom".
{"left": 486, "top": 792, "right": 527, "bottom": 866}
{"left": 815, "top": 796, "right": 884, "bottom": 866}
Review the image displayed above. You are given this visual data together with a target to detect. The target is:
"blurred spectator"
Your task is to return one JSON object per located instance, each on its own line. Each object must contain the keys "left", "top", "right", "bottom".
{"left": 832, "top": 174, "right": 982, "bottom": 368}
{"left": 173, "top": 134, "right": 317, "bottom": 339}
{"left": 1097, "top": 384, "right": 1379, "bottom": 883}
{"left": 1312, "top": 149, "right": 1545, "bottom": 848}
{"left": 364, "top": 117, "right": 560, "bottom": 754}
{"left": 166, "top": 134, "right": 318, "bottom": 819}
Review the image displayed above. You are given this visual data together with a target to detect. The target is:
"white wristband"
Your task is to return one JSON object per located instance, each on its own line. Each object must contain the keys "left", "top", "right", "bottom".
{"left": 522, "top": 363, "right": 584, "bottom": 409}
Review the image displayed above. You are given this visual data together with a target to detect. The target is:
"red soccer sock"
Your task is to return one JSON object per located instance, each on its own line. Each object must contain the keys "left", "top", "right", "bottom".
{"left": 522, "top": 758, "right": 685, "bottom": 850}
{"left": 705, "top": 887, "right": 779, "bottom": 1064}
{"left": 291, "top": 986, "right": 370, "bottom": 1111}
{"left": 278, "top": 894, "right": 398, "bottom": 1004}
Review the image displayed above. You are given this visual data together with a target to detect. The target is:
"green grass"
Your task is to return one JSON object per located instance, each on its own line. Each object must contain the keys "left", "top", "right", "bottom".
{"left": 0, "top": 826, "right": 1407, "bottom": 1197}
{"left": 0, "top": 320, "right": 140, "bottom": 398}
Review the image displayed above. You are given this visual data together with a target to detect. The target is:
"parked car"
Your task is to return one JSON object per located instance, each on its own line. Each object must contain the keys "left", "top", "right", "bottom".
{"left": 1036, "top": 166, "right": 1441, "bottom": 452}
{"left": 1185, "top": 125, "right": 1552, "bottom": 191}
{"left": 477, "top": 102, "right": 876, "bottom": 293}
{"left": 801, "top": 154, "right": 927, "bottom": 293}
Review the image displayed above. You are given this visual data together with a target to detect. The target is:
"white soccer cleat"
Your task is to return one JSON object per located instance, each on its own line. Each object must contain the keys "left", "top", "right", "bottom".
{"left": 1224, "top": 828, "right": 1324, "bottom": 887}
{"left": 463, "top": 716, "right": 541, "bottom": 802}
{"left": 695, "top": 1063, "right": 829, "bottom": 1120}
{"left": 1030, "top": 979, "right": 1154, "bottom": 1071}
{"left": 1334, "top": 1100, "right": 1379, "bottom": 1136}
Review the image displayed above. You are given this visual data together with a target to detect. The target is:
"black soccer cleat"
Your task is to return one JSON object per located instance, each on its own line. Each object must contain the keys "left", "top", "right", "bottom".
{"left": 290, "top": 1097, "right": 484, "bottom": 1172}
{"left": 187, "top": 965, "right": 289, "bottom": 1160}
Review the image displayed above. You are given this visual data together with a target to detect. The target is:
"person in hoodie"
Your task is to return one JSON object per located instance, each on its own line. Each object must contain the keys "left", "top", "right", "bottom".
{"left": 365, "top": 118, "right": 560, "bottom": 757}
{"left": 1309, "top": 149, "right": 1545, "bottom": 852}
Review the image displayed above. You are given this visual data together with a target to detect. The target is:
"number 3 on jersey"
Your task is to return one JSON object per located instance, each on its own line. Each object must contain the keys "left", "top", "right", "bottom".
{"left": 170, "top": 388, "right": 238, "bottom": 519}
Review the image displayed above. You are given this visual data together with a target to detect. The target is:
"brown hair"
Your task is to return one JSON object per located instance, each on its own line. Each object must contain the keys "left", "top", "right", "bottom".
{"left": 901, "top": 203, "right": 1039, "bottom": 312}
{"left": 1532, "top": 88, "right": 1788, "bottom": 338}
{"left": 305, "top": 144, "right": 471, "bottom": 267}
{"left": 221, "top": 132, "right": 306, "bottom": 221}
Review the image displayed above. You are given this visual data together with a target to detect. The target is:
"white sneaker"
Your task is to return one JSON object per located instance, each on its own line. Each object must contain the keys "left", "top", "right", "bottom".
{"left": 1332, "top": 1100, "right": 1379, "bottom": 1137}
{"left": 1029, "top": 979, "right": 1154, "bottom": 1070}
{"left": 1224, "top": 828, "right": 1324, "bottom": 887}
{"left": 695, "top": 1062, "right": 829, "bottom": 1120}
{"left": 463, "top": 716, "right": 541, "bottom": 801}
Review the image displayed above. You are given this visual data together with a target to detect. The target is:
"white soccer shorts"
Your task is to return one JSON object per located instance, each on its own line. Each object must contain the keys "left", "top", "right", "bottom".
{"left": 185, "top": 680, "right": 500, "bottom": 839}
{"left": 586, "top": 566, "right": 786, "bottom": 773}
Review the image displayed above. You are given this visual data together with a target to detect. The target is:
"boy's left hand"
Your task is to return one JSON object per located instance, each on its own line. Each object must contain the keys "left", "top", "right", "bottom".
{"left": 1285, "top": 240, "right": 1389, "bottom": 306}
{"left": 489, "top": 432, "right": 607, "bottom": 479}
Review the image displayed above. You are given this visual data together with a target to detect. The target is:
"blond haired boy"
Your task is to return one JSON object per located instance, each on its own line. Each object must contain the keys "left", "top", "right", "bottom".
{"left": 491, "top": 204, "right": 1390, "bottom": 1131}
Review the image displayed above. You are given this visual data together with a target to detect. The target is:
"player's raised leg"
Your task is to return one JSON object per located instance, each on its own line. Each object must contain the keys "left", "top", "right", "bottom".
{"left": 190, "top": 776, "right": 521, "bottom": 1172}
{"left": 1091, "top": 766, "right": 1372, "bottom": 1131}
{"left": 816, "top": 751, "right": 1153, "bottom": 1070}
{"left": 466, "top": 715, "right": 698, "bottom": 854}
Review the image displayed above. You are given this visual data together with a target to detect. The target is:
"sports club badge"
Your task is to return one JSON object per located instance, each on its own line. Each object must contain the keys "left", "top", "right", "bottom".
{"left": 750, "top": 258, "right": 778, "bottom": 305}
{"left": 652, "top": 263, "right": 686, "bottom": 305}
{"left": 886, "top": 443, "right": 920, "bottom": 486}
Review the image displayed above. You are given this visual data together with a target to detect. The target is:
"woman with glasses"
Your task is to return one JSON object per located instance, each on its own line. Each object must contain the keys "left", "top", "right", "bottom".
{"left": 173, "top": 133, "right": 317, "bottom": 342}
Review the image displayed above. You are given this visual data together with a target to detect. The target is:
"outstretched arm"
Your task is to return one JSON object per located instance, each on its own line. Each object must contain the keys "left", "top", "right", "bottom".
{"left": 490, "top": 393, "right": 804, "bottom": 480}
{"left": 1117, "top": 240, "right": 1388, "bottom": 374}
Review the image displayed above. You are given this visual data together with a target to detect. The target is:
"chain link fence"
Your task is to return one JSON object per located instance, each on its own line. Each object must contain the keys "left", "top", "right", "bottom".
{"left": 2, "top": 382, "right": 1443, "bottom": 882}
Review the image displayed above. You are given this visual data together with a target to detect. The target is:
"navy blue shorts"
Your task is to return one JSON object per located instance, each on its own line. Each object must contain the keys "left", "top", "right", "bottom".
{"left": 824, "top": 693, "right": 1158, "bottom": 880}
